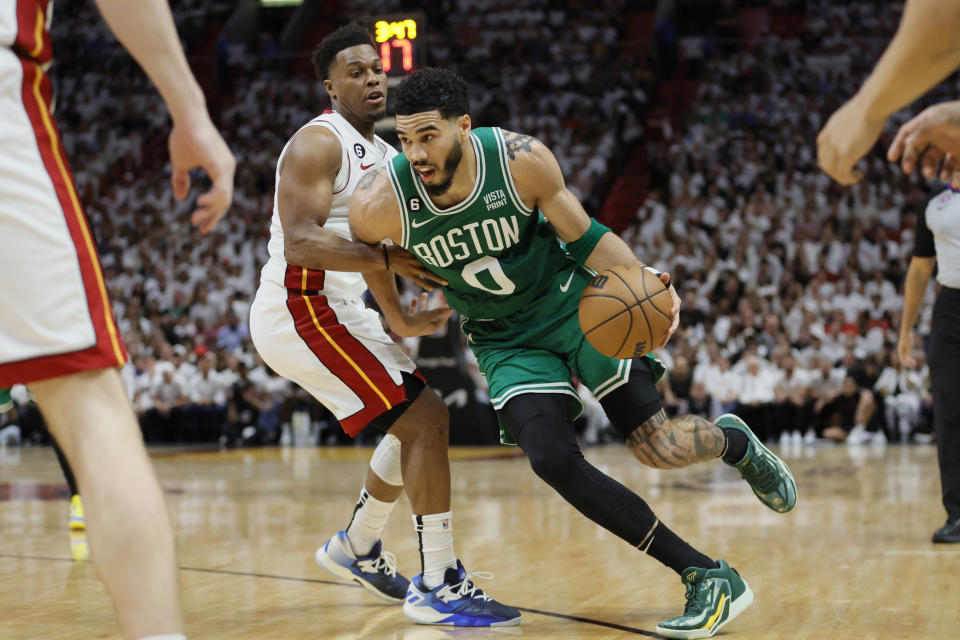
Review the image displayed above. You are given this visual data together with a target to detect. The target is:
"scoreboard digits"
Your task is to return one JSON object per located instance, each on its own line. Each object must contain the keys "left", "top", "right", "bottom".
{"left": 372, "top": 14, "right": 423, "bottom": 76}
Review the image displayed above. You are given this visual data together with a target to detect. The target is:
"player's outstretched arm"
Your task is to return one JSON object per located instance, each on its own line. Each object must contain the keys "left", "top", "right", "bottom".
{"left": 94, "top": 0, "right": 234, "bottom": 233}
{"left": 507, "top": 131, "right": 680, "bottom": 341}
{"left": 817, "top": 0, "right": 960, "bottom": 185}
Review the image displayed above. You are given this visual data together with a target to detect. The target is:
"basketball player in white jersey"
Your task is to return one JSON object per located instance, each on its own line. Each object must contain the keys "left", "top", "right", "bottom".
{"left": 0, "top": 1, "right": 234, "bottom": 639}
{"left": 249, "top": 24, "right": 519, "bottom": 626}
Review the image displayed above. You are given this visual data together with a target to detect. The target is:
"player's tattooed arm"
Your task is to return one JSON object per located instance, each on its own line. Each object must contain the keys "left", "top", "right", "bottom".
{"left": 502, "top": 130, "right": 537, "bottom": 161}
{"left": 355, "top": 168, "right": 383, "bottom": 194}
{"left": 626, "top": 409, "right": 725, "bottom": 468}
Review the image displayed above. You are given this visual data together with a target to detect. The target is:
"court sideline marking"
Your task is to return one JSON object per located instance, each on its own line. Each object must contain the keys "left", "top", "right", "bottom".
{"left": 0, "top": 552, "right": 662, "bottom": 637}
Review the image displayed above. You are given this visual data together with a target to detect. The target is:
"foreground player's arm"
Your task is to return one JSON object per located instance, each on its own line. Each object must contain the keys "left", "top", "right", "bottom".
{"left": 817, "top": 0, "right": 960, "bottom": 185}
{"left": 506, "top": 131, "right": 680, "bottom": 342}
{"left": 898, "top": 256, "right": 936, "bottom": 367}
{"left": 94, "top": 0, "right": 234, "bottom": 233}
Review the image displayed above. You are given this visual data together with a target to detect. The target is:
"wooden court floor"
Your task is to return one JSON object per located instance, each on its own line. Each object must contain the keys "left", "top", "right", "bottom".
{"left": 0, "top": 442, "right": 958, "bottom": 639}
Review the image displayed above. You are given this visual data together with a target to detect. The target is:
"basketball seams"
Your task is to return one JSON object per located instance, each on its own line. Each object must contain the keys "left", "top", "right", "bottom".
{"left": 580, "top": 297, "right": 632, "bottom": 356}
{"left": 579, "top": 265, "right": 670, "bottom": 359}
{"left": 641, "top": 289, "right": 673, "bottom": 319}
{"left": 634, "top": 301, "right": 655, "bottom": 358}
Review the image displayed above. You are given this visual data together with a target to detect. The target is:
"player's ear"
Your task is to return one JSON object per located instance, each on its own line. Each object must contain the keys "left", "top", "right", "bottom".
{"left": 323, "top": 78, "right": 335, "bottom": 100}
{"left": 457, "top": 114, "right": 472, "bottom": 138}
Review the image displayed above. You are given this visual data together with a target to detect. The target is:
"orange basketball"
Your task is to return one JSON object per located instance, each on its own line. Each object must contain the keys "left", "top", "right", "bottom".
{"left": 578, "top": 264, "right": 673, "bottom": 359}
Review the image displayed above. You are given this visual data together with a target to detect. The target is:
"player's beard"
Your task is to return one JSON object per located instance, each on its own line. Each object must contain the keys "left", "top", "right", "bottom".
{"left": 421, "top": 140, "right": 463, "bottom": 196}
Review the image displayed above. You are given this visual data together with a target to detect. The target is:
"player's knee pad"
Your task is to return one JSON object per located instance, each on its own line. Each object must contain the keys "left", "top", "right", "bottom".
{"left": 369, "top": 433, "right": 403, "bottom": 486}
{"left": 600, "top": 359, "right": 663, "bottom": 440}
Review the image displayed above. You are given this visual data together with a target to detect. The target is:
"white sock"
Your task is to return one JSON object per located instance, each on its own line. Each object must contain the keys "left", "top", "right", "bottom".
{"left": 137, "top": 635, "right": 187, "bottom": 640}
{"left": 345, "top": 488, "right": 397, "bottom": 556}
{"left": 414, "top": 511, "right": 457, "bottom": 589}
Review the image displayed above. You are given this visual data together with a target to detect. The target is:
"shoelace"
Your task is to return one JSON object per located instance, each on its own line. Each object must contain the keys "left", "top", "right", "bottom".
{"left": 741, "top": 453, "right": 780, "bottom": 493}
{"left": 682, "top": 578, "right": 710, "bottom": 615}
{"left": 437, "top": 570, "right": 494, "bottom": 603}
{"left": 356, "top": 550, "right": 398, "bottom": 577}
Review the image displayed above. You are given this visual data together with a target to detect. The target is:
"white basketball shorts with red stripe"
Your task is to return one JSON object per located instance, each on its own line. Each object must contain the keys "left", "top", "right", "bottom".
{"left": 249, "top": 266, "right": 421, "bottom": 437}
{"left": 0, "top": 47, "right": 126, "bottom": 386}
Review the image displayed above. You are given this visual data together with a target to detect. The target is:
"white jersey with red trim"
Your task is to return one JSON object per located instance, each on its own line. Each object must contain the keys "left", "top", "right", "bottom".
{"left": 250, "top": 110, "right": 416, "bottom": 434}
{"left": 260, "top": 110, "right": 398, "bottom": 298}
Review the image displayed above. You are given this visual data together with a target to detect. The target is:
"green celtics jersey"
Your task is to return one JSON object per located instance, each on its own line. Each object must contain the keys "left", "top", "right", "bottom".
{"left": 387, "top": 127, "right": 573, "bottom": 320}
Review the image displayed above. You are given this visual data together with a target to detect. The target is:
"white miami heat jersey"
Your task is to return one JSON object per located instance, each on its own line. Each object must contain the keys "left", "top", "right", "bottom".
{"left": 261, "top": 110, "right": 398, "bottom": 297}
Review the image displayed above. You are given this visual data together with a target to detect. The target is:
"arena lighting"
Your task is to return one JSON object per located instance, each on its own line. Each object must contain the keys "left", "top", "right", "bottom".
{"left": 260, "top": 0, "right": 303, "bottom": 6}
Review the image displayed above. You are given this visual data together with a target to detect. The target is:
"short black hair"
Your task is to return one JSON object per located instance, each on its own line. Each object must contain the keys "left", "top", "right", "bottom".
{"left": 394, "top": 68, "right": 470, "bottom": 119}
{"left": 312, "top": 23, "right": 376, "bottom": 80}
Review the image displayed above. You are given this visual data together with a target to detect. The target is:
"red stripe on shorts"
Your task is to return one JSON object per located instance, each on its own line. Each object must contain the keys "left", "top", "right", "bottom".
{"left": 284, "top": 282, "right": 407, "bottom": 436}
{"left": 283, "top": 264, "right": 326, "bottom": 292}
{"left": 0, "top": 60, "right": 126, "bottom": 387}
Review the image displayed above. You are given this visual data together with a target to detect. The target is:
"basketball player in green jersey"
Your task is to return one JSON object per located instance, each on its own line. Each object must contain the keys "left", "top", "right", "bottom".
{"left": 350, "top": 68, "right": 797, "bottom": 639}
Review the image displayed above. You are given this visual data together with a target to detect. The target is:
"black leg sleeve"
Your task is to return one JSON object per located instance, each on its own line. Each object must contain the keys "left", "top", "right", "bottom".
{"left": 500, "top": 393, "right": 715, "bottom": 573}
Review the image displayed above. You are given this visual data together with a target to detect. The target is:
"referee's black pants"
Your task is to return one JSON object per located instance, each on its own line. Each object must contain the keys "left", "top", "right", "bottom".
{"left": 929, "top": 286, "right": 960, "bottom": 522}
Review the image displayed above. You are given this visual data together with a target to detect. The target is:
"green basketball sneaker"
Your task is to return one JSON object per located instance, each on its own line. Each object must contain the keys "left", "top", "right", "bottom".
{"left": 716, "top": 413, "right": 797, "bottom": 513}
{"left": 0, "top": 388, "right": 12, "bottom": 413}
{"left": 656, "top": 559, "right": 753, "bottom": 639}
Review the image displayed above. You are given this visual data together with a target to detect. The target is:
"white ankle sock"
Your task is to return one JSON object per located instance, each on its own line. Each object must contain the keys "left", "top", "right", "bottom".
{"left": 345, "top": 487, "right": 397, "bottom": 556}
{"left": 137, "top": 635, "right": 187, "bottom": 640}
{"left": 414, "top": 511, "right": 457, "bottom": 589}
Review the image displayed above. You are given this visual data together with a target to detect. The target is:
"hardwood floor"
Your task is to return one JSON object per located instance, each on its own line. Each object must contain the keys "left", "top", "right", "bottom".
{"left": 0, "top": 442, "right": 956, "bottom": 639}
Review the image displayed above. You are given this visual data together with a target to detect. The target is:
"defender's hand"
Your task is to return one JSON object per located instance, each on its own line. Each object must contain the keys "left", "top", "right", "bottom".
{"left": 386, "top": 245, "right": 447, "bottom": 291}
{"left": 391, "top": 292, "right": 451, "bottom": 338}
{"left": 169, "top": 113, "right": 235, "bottom": 234}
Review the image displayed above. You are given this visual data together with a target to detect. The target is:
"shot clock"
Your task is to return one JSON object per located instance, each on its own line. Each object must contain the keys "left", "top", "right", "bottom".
{"left": 372, "top": 14, "right": 424, "bottom": 76}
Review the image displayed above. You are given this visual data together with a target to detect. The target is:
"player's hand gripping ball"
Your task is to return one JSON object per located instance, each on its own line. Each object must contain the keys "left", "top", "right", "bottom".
{"left": 578, "top": 264, "right": 672, "bottom": 359}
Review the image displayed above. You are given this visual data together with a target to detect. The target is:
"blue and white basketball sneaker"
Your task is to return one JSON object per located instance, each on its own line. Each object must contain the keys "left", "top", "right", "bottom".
{"left": 315, "top": 530, "right": 409, "bottom": 603}
{"left": 403, "top": 560, "right": 521, "bottom": 627}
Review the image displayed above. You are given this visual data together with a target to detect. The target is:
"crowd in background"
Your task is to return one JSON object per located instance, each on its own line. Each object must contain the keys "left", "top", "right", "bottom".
{"left": 627, "top": 0, "right": 955, "bottom": 446}
{"left": 0, "top": 0, "right": 949, "bottom": 448}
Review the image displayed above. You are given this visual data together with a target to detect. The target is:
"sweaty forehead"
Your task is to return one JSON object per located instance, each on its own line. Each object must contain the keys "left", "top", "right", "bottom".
{"left": 395, "top": 111, "right": 446, "bottom": 134}
{"left": 332, "top": 44, "right": 379, "bottom": 73}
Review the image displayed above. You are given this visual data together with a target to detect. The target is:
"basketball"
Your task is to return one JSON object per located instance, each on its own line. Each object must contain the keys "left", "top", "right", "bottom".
{"left": 578, "top": 264, "right": 673, "bottom": 359}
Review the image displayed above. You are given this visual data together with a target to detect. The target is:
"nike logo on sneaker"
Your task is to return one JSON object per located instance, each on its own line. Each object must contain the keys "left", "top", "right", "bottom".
{"left": 559, "top": 270, "right": 576, "bottom": 292}
{"left": 360, "top": 162, "right": 376, "bottom": 170}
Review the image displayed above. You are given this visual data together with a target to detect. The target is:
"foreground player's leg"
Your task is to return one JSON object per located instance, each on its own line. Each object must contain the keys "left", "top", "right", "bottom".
{"left": 390, "top": 388, "right": 520, "bottom": 627}
{"left": 315, "top": 434, "right": 410, "bottom": 602}
{"left": 30, "top": 368, "right": 184, "bottom": 640}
